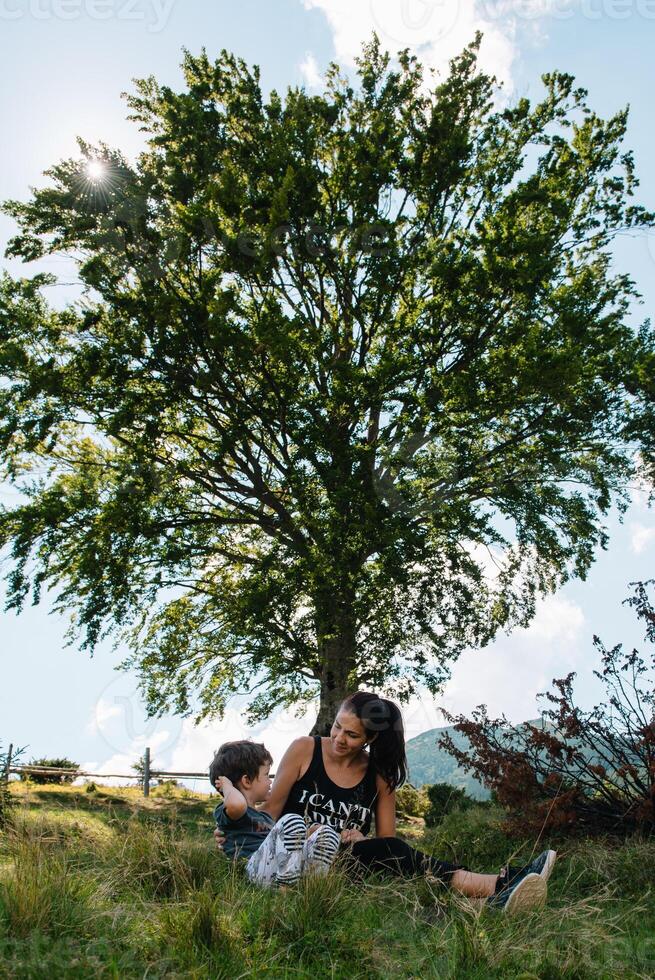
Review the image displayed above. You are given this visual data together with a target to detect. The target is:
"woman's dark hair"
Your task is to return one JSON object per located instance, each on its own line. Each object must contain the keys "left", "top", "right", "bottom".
{"left": 340, "top": 691, "right": 408, "bottom": 792}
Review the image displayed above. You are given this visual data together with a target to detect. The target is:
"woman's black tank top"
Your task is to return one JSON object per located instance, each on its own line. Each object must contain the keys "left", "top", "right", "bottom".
{"left": 281, "top": 736, "right": 378, "bottom": 835}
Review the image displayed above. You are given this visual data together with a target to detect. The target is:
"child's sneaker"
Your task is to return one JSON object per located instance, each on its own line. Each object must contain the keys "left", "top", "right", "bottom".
{"left": 487, "top": 871, "right": 547, "bottom": 914}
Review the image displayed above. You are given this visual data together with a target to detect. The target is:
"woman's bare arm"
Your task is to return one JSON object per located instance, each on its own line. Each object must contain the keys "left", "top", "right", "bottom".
{"left": 373, "top": 772, "right": 396, "bottom": 837}
{"left": 263, "top": 736, "right": 314, "bottom": 821}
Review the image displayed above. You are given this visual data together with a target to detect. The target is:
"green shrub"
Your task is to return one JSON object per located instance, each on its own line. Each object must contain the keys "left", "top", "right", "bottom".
{"left": 20, "top": 758, "right": 79, "bottom": 785}
{"left": 396, "top": 783, "right": 429, "bottom": 818}
{"left": 152, "top": 780, "right": 178, "bottom": 798}
{"left": 131, "top": 757, "right": 179, "bottom": 790}
{"left": 424, "top": 782, "right": 477, "bottom": 828}
{"left": 1, "top": 743, "right": 24, "bottom": 828}
{"left": 0, "top": 781, "right": 12, "bottom": 830}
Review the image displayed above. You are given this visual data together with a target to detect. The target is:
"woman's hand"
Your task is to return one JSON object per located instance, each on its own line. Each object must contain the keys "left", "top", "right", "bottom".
{"left": 340, "top": 828, "right": 365, "bottom": 844}
{"left": 213, "top": 828, "right": 226, "bottom": 851}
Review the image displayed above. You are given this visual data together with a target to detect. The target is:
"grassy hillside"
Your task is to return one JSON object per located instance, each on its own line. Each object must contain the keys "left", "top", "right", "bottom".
{"left": 1, "top": 782, "right": 654, "bottom": 977}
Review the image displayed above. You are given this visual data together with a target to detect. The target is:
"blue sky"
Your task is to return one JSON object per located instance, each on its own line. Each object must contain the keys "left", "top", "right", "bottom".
{"left": 1, "top": 0, "right": 654, "bottom": 788}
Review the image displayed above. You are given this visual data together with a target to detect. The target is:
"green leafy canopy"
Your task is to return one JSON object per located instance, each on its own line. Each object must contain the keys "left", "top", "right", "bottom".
{"left": 1, "top": 33, "right": 654, "bottom": 725}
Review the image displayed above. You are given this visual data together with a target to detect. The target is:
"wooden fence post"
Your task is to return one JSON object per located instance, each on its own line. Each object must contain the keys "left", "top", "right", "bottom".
{"left": 3, "top": 744, "right": 12, "bottom": 783}
{"left": 143, "top": 747, "right": 150, "bottom": 798}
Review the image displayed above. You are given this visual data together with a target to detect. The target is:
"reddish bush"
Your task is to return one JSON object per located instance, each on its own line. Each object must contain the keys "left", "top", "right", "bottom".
{"left": 440, "top": 580, "right": 655, "bottom": 836}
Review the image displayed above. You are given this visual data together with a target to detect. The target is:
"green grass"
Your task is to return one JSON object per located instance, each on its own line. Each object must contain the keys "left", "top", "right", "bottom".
{"left": 1, "top": 784, "right": 654, "bottom": 978}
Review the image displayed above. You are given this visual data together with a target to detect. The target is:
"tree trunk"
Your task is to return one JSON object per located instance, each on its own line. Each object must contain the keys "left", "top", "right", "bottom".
{"left": 311, "top": 596, "right": 358, "bottom": 735}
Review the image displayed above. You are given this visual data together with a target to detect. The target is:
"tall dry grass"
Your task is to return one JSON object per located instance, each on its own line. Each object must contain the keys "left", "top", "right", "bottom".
{"left": 1, "top": 789, "right": 654, "bottom": 978}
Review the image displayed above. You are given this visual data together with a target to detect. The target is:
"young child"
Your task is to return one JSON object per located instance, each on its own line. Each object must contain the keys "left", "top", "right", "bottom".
{"left": 209, "top": 739, "right": 341, "bottom": 887}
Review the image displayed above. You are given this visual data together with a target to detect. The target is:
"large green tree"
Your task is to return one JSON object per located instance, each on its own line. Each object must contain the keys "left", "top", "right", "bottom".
{"left": 1, "top": 35, "right": 654, "bottom": 732}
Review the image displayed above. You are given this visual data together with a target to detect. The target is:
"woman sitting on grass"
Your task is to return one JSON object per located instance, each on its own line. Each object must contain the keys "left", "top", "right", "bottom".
{"left": 213, "top": 690, "right": 557, "bottom": 913}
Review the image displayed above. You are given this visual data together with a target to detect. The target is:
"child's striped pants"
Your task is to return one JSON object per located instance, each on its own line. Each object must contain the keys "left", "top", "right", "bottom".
{"left": 246, "top": 813, "right": 340, "bottom": 887}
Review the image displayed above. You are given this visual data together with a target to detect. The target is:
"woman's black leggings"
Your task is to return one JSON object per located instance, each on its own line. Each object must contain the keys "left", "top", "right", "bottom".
{"left": 338, "top": 836, "right": 466, "bottom": 886}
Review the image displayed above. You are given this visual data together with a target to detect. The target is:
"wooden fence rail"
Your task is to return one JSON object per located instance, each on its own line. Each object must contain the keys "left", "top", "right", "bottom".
{"left": 10, "top": 766, "right": 141, "bottom": 779}
{"left": 8, "top": 751, "right": 210, "bottom": 796}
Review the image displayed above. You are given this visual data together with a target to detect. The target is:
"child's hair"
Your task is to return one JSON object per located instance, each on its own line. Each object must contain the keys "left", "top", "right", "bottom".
{"left": 209, "top": 740, "right": 273, "bottom": 791}
{"left": 340, "top": 691, "right": 408, "bottom": 793}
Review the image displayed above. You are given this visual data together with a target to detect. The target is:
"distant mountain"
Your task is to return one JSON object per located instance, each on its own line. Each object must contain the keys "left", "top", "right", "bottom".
{"left": 405, "top": 716, "right": 610, "bottom": 799}
{"left": 405, "top": 724, "right": 491, "bottom": 800}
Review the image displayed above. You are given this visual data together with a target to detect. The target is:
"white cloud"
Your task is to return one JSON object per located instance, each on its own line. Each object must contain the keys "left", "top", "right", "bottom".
{"left": 300, "top": 0, "right": 572, "bottom": 95}
{"left": 167, "top": 708, "right": 251, "bottom": 793}
{"left": 76, "top": 752, "right": 136, "bottom": 787}
{"left": 145, "top": 704, "right": 319, "bottom": 792}
{"left": 249, "top": 706, "right": 316, "bottom": 764}
{"left": 299, "top": 51, "right": 324, "bottom": 89}
{"left": 438, "top": 592, "right": 586, "bottom": 723}
{"left": 78, "top": 702, "right": 318, "bottom": 791}
{"left": 162, "top": 694, "right": 447, "bottom": 788}
{"left": 86, "top": 676, "right": 183, "bottom": 759}
{"left": 630, "top": 522, "right": 655, "bottom": 555}
{"left": 524, "top": 593, "right": 585, "bottom": 642}
{"left": 79, "top": 728, "right": 173, "bottom": 787}
{"left": 396, "top": 689, "right": 446, "bottom": 739}
{"left": 86, "top": 696, "right": 122, "bottom": 735}
{"left": 76, "top": 693, "right": 444, "bottom": 790}
{"left": 461, "top": 541, "right": 505, "bottom": 580}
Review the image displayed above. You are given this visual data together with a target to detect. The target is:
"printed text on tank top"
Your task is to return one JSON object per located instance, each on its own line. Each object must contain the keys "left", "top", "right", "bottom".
{"left": 294, "top": 787, "right": 373, "bottom": 831}
{"left": 289, "top": 737, "right": 378, "bottom": 833}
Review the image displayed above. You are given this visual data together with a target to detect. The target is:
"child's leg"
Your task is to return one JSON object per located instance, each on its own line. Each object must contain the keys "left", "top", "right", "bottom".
{"left": 245, "top": 813, "right": 306, "bottom": 887}
{"left": 272, "top": 814, "right": 307, "bottom": 887}
{"left": 302, "top": 825, "right": 341, "bottom": 877}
